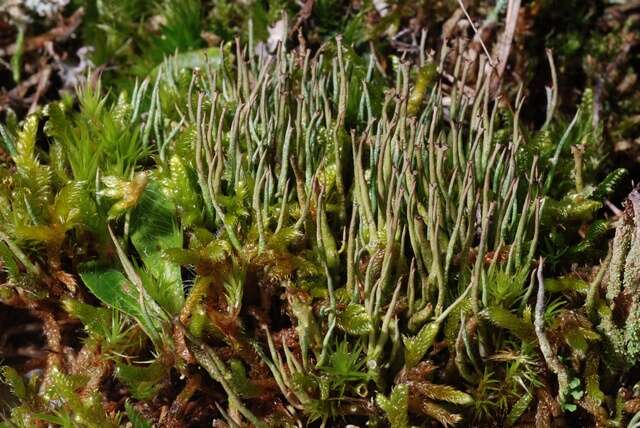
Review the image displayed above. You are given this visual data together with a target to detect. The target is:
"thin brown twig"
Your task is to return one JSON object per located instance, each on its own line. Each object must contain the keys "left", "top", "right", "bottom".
{"left": 490, "top": 0, "right": 521, "bottom": 92}
{"left": 29, "top": 305, "right": 63, "bottom": 393}
{"left": 0, "top": 68, "right": 46, "bottom": 110}
{"left": 0, "top": 8, "right": 84, "bottom": 57}
{"left": 28, "top": 65, "right": 51, "bottom": 115}
{"left": 289, "top": 0, "right": 314, "bottom": 37}
{"left": 456, "top": 0, "right": 494, "bottom": 67}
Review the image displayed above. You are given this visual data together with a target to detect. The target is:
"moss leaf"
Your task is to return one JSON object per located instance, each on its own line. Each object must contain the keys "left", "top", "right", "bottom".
{"left": 337, "top": 303, "right": 373, "bottom": 335}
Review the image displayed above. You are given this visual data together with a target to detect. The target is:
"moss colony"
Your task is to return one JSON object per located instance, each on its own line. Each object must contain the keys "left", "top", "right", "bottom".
{"left": 1, "top": 1, "right": 640, "bottom": 427}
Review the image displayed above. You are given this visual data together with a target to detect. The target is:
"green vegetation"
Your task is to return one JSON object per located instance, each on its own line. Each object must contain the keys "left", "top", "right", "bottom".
{"left": 0, "top": 1, "right": 639, "bottom": 427}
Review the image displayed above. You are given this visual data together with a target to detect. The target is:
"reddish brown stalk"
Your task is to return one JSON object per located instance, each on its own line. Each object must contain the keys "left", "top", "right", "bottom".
{"left": 163, "top": 374, "right": 202, "bottom": 427}
{"left": 72, "top": 344, "right": 111, "bottom": 396}
{"left": 30, "top": 305, "right": 63, "bottom": 391}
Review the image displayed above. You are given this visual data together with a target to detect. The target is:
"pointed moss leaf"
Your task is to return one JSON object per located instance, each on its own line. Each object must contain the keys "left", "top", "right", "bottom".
{"left": 40, "top": 369, "right": 120, "bottom": 427}
{"left": 290, "top": 295, "right": 322, "bottom": 359}
{"left": 13, "top": 115, "right": 52, "bottom": 217}
{"left": 14, "top": 224, "right": 61, "bottom": 243}
{"left": 0, "top": 123, "right": 16, "bottom": 158}
{"left": 51, "top": 181, "right": 83, "bottom": 227}
{"left": 544, "top": 277, "right": 589, "bottom": 294}
{"left": 188, "top": 304, "right": 207, "bottom": 338}
{"left": 1, "top": 366, "right": 27, "bottom": 400}
{"left": 420, "top": 400, "right": 463, "bottom": 427}
{"left": 124, "top": 400, "right": 152, "bottom": 428}
{"left": 43, "top": 101, "right": 68, "bottom": 143}
{"left": 79, "top": 262, "right": 163, "bottom": 342}
{"left": 324, "top": 341, "right": 367, "bottom": 381}
{"left": 229, "top": 359, "right": 259, "bottom": 397}
{"left": 45, "top": 368, "right": 83, "bottom": 402}
{"left": 116, "top": 362, "right": 165, "bottom": 400}
{"left": 585, "top": 356, "right": 605, "bottom": 405}
{"left": 403, "top": 322, "right": 439, "bottom": 368}
{"left": 130, "top": 182, "right": 184, "bottom": 314}
{"left": 14, "top": 115, "right": 39, "bottom": 175}
{"left": 594, "top": 168, "right": 628, "bottom": 199}
{"left": 267, "top": 226, "right": 303, "bottom": 252}
{"left": 542, "top": 195, "right": 601, "bottom": 224}
{"left": 163, "top": 154, "right": 202, "bottom": 227}
{"left": 62, "top": 298, "right": 110, "bottom": 337}
{"left": 224, "top": 271, "right": 244, "bottom": 312}
{"left": 565, "top": 328, "right": 589, "bottom": 356}
{"left": 319, "top": 376, "right": 330, "bottom": 400}
{"left": 411, "top": 381, "right": 473, "bottom": 405}
{"left": 319, "top": 209, "right": 338, "bottom": 270}
{"left": 482, "top": 307, "right": 535, "bottom": 341}
{"left": 408, "top": 63, "right": 438, "bottom": 116}
{"left": 377, "top": 384, "right": 409, "bottom": 428}
{"left": 334, "top": 287, "right": 351, "bottom": 304}
{"left": 487, "top": 268, "right": 529, "bottom": 307}
{"left": 337, "top": 303, "right": 373, "bottom": 335}
{"left": 505, "top": 392, "right": 533, "bottom": 426}
{"left": 80, "top": 264, "right": 139, "bottom": 311}
{"left": 0, "top": 241, "right": 20, "bottom": 280}
{"left": 582, "top": 219, "right": 610, "bottom": 244}
{"left": 49, "top": 141, "right": 69, "bottom": 183}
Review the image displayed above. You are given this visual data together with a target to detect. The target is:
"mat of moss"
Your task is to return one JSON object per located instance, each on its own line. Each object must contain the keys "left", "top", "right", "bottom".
{"left": 3, "top": 1, "right": 638, "bottom": 168}
{"left": 0, "top": 37, "right": 637, "bottom": 427}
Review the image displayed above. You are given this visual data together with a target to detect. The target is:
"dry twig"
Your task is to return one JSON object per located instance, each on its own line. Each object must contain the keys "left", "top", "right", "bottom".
{"left": 0, "top": 8, "right": 84, "bottom": 57}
